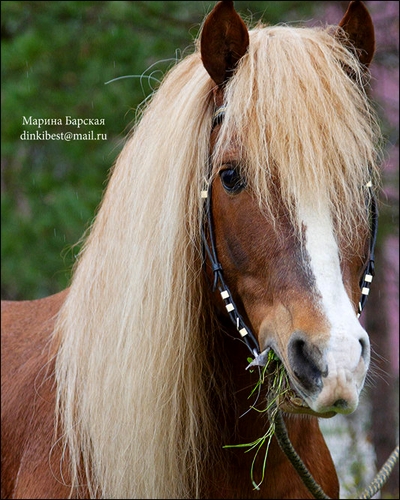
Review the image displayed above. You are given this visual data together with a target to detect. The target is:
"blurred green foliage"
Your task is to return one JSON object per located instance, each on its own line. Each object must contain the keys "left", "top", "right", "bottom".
{"left": 1, "top": 1, "right": 317, "bottom": 299}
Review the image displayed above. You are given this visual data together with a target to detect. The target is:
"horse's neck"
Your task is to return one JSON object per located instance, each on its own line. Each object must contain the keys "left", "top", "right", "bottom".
{"left": 213, "top": 315, "right": 270, "bottom": 443}
{"left": 209, "top": 317, "right": 339, "bottom": 499}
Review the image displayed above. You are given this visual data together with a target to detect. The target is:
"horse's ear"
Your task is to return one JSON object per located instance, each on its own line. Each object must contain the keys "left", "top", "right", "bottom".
{"left": 200, "top": 0, "right": 249, "bottom": 85}
{"left": 338, "top": 0, "right": 375, "bottom": 67}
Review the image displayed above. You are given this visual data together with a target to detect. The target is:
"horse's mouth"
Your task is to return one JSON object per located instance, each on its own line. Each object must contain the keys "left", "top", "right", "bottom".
{"left": 277, "top": 391, "right": 336, "bottom": 419}
{"left": 248, "top": 349, "right": 336, "bottom": 419}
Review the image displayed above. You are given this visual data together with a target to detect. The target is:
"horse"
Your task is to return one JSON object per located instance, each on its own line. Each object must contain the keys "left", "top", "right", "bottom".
{"left": 1, "top": 1, "right": 382, "bottom": 498}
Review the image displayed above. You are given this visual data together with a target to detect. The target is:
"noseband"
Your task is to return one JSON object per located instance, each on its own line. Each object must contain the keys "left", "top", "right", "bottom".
{"left": 201, "top": 105, "right": 378, "bottom": 362}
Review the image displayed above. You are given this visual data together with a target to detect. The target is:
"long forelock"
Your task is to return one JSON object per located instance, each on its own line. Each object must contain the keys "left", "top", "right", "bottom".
{"left": 214, "top": 24, "right": 382, "bottom": 247}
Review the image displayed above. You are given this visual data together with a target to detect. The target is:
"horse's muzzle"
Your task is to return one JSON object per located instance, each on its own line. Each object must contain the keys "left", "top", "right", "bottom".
{"left": 286, "top": 330, "right": 370, "bottom": 416}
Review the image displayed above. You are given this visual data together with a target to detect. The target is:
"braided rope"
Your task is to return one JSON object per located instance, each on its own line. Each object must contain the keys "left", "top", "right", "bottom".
{"left": 270, "top": 406, "right": 331, "bottom": 499}
{"left": 358, "top": 445, "right": 399, "bottom": 499}
{"left": 269, "top": 405, "right": 399, "bottom": 499}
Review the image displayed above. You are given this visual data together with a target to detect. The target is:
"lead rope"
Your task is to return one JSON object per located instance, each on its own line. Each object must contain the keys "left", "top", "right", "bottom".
{"left": 269, "top": 404, "right": 399, "bottom": 499}
{"left": 358, "top": 446, "right": 400, "bottom": 499}
{"left": 268, "top": 404, "right": 331, "bottom": 500}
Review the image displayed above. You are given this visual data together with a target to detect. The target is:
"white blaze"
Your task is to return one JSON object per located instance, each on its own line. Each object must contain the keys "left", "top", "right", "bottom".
{"left": 297, "top": 199, "right": 370, "bottom": 414}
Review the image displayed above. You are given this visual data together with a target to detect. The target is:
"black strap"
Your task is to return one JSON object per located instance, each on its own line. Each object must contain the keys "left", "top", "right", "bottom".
{"left": 358, "top": 185, "right": 378, "bottom": 317}
{"left": 201, "top": 179, "right": 260, "bottom": 358}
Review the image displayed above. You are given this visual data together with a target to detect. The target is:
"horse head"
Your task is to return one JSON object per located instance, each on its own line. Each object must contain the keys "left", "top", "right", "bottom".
{"left": 200, "top": 0, "right": 376, "bottom": 418}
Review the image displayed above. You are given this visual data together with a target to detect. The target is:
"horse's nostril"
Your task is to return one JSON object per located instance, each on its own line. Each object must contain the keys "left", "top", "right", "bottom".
{"left": 288, "top": 334, "right": 324, "bottom": 393}
{"left": 359, "top": 336, "right": 368, "bottom": 361}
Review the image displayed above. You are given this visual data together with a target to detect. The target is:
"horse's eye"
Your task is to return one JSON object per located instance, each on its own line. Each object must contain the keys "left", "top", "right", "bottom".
{"left": 220, "top": 168, "right": 246, "bottom": 194}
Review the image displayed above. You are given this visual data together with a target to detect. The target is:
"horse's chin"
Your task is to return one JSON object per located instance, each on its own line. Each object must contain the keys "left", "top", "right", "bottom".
{"left": 278, "top": 396, "right": 337, "bottom": 419}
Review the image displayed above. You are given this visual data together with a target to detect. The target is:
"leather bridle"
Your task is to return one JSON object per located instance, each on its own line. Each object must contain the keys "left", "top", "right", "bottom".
{"left": 358, "top": 181, "right": 378, "bottom": 317}
{"left": 201, "top": 105, "right": 379, "bottom": 362}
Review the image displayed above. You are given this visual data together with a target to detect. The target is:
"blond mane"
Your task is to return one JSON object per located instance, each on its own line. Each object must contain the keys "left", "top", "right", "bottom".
{"left": 53, "top": 20, "right": 382, "bottom": 499}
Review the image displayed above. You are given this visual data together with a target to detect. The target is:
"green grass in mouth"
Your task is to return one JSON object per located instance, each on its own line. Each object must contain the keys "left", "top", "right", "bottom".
{"left": 223, "top": 349, "right": 291, "bottom": 490}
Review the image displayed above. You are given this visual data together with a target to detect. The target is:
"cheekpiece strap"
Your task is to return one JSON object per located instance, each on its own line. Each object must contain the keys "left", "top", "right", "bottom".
{"left": 357, "top": 182, "right": 378, "bottom": 317}
{"left": 202, "top": 111, "right": 260, "bottom": 359}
